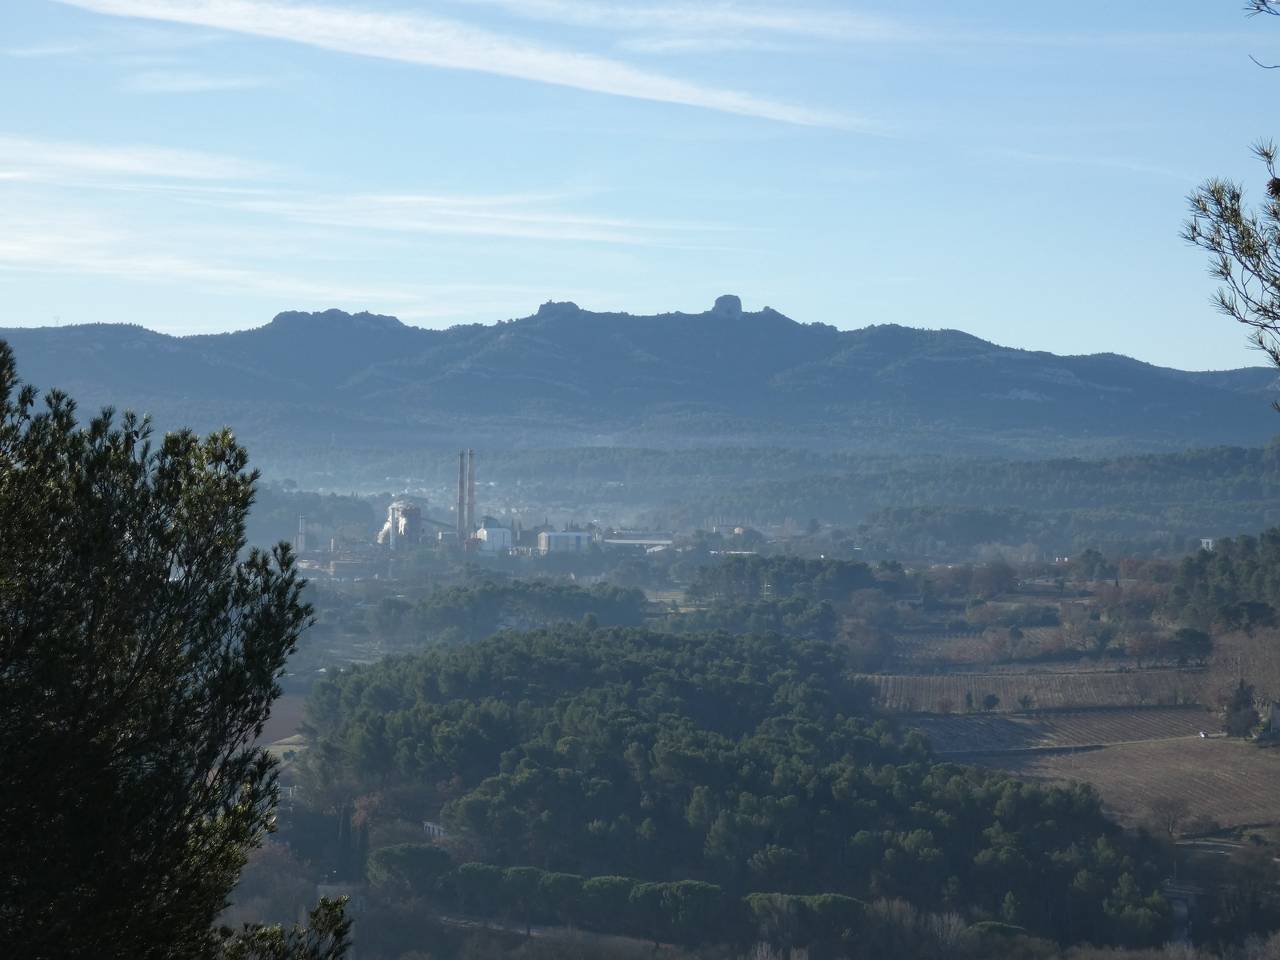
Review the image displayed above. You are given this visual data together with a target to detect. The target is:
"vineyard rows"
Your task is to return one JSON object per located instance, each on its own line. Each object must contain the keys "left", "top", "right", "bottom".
{"left": 862, "top": 669, "right": 1204, "bottom": 713}
{"left": 894, "top": 626, "right": 1065, "bottom": 666}
{"left": 911, "top": 707, "right": 1210, "bottom": 755}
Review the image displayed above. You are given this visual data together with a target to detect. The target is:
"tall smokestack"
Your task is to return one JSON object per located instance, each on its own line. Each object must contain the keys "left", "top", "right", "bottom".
{"left": 467, "top": 449, "right": 476, "bottom": 535}
{"left": 456, "top": 450, "right": 466, "bottom": 540}
{"left": 295, "top": 514, "right": 306, "bottom": 553}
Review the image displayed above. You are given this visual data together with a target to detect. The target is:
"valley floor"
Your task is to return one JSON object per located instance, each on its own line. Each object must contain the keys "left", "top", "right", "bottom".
{"left": 977, "top": 736, "right": 1280, "bottom": 830}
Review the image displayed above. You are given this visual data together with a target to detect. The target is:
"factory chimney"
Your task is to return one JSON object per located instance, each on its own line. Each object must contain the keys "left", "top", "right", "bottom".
{"left": 456, "top": 450, "right": 467, "bottom": 540}
{"left": 295, "top": 515, "right": 306, "bottom": 553}
{"left": 466, "top": 449, "right": 476, "bottom": 536}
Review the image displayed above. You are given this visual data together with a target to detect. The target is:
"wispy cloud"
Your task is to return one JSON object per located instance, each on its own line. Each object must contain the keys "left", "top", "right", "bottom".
{"left": 0, "top": 204, "right": 575, "bottom": 328}
{"left": 3, "top": 42, "right": 87, "bottom": 58}
{"left": 122, "top": 69, "right": 267, "bottom": 93}
{"left": 5, "top": 23, "right": 227, "bottom": 61}
{"left": 231, "top": 191, "right": 727, "bottom": 246}
{"left": 0, "top": 127, "right": 720, "bottom": 246}
{"left": 450, "top": 0, "right": 912, "bottom": 43}
{"left": 0, "top": 134, "right": 267, "bottom": 182}
{"left": 0, "top": 128, "right": 731, "bottom": 329}
{"left": 448, "top": 1, "right": 1254, "bottom": 54}
{"left": 986, "top": 147, "right": 1196, "bottom": 183}
{"left": 616, "top": 34, "right": 794, "bottom": 56}
{"left": 53, "top": 0, "right": 852, "bottom": 127}
{"left": 0, "top": 208, "right": 397, "bottom": 304}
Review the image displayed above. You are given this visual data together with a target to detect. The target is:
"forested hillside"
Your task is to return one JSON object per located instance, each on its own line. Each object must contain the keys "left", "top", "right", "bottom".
{"left": 678, "top": 445, "right": 1280, "bottom": 558}
{"left": 300, "top": 627, "right": 1170, "bottom": 951}
{"left": 4, "top": 300, "right": 1277, "bottom": 481}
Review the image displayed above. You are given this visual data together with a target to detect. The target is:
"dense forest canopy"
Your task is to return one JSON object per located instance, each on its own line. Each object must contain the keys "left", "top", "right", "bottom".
{"left": 412, "top": 579, "right": 649, "bottom": 644}
{"left": 1167, "top": 529, "right": 1280, "bottom": 630}
{"left": 301, "top": 626, "right": 1170, "bottom": 949}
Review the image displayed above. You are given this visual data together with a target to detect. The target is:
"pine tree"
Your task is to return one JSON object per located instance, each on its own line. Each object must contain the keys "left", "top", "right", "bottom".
{"left": 0, "top": 343, "right": 348, "bottom": 959}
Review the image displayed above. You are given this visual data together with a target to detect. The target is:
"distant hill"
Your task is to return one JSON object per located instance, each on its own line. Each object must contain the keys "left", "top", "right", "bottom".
{"left": 3, "top": 295, "right": 1277, "bottom": 477}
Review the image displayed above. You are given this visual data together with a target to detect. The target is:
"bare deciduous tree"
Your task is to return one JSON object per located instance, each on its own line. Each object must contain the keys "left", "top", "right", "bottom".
{"left": 1145, "top": 795, "right": 1191, "bottom": 839}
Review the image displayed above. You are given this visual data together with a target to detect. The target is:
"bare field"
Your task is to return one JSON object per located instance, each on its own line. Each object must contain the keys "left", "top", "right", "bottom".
{"left": 970, "top": 738, "right": 1280, "bottom": 829}
{"left": 862, "top": 669, "right": 1204, "bottom": 713}
{"left": 911, "top": 707, "right": 1211, "bottom": 755}
{"left": 895, "top": 627, "right": 1064, "bottom": 667}
{"left": 894, "top": 632, "right": 989, "bottom": 666}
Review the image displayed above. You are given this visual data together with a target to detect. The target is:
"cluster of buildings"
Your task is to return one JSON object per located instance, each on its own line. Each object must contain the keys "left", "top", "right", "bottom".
{"left": 371, "top": 450, "right": 674, "bottom": 558}
{"left": 290, "top": 450, "right": 681, "bottom": 580}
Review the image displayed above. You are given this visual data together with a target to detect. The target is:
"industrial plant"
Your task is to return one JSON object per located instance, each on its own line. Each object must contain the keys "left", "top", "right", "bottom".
{"left": 366, "top": 450, "right": 486, "bottom": 552}
{"left": 376, "top": 500, "right": 423, "bottom": 549}
{"left": 286, "top": 448, "right": 687, "bottom": 583}
{"left": 379, "top": 449, "right": 517, "bottom": 554}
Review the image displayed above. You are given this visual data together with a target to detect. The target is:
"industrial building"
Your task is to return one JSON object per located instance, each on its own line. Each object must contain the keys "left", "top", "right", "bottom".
{"left": 477, "top": 525, "right": 513, "bottom": 553}
{"left": 376, "top": 500, "right": 424, "bottom": 550}
{"left": 366, "top": 450, "right": 492, "bottom": 554}
{"left": 538, "top": 530, "right": 593, "bottom": 555}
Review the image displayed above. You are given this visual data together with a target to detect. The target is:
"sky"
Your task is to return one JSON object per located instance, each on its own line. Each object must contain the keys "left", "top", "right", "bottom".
{"left": 1, "top": 0, "right": 1277, "bottom": 369}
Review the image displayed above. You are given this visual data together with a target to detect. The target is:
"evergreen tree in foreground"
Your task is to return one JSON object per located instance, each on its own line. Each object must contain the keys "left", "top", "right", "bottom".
{"left": 0, "top": 343, "right": 348, "bottom": 960}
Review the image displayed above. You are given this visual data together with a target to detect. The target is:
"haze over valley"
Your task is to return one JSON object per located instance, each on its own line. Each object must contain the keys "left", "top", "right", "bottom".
{"left": 13, "top": 3, "right": 1280, "bottom": 960}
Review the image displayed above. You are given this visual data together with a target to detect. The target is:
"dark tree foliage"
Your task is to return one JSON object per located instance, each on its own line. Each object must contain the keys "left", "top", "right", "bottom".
{"left": 414, "top": 579, "right": 648, "bottom": 644}
{"left": 1072, "top": 549, "right": 1118, "bottom": 582}
{"left": 366, "top": 844, "right": 454, "bottom": 897}
{"left": 1167, "top": 528, "right": 1280, "bottom": 629}
{"left": 686, "top": 555, "right": 876, "bottom": 603}
{"left": 0, "top": 342, "right": 346, "bottom": 960}
{"left": 658, "top": 596, "right": 841, "bottom": 644}
{"left": 1224, "top": 679, "right": 1261, "bottom": 738}
{"left": 216, "top": 901, "right": 352, "bottom": 960}
{"left": 304, "top": 626, "right": 1170, "bottom": 947}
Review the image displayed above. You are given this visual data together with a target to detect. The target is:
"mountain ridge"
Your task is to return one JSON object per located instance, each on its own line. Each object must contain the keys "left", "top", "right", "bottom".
{"left": 10, "top": 302, "right": 1264, "bottom": 374}
{"left": 2, "top": 298, "right": 1276, "bottom": 475}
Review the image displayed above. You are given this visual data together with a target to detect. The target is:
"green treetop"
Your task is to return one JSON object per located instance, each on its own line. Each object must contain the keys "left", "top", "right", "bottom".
{"left": 0, "top": 342, "right": 348, "bottom": 960}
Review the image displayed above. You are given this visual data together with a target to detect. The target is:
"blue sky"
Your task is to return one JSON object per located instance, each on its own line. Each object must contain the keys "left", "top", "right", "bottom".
{"left": 0, "top": 0, "right": 1276, "bottom": 369}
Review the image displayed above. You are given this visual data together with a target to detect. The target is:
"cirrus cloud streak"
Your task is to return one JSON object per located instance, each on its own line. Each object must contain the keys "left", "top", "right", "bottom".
{"left": 54, "top": 0, "right": 854, "bottom": 127}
